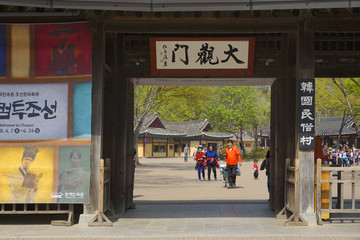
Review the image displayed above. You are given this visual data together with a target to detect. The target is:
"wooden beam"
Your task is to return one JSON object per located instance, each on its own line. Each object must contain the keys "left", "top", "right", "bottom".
{"left": 113, "top": 34, "right": 128, "bottom": 214}
{"left": 269, "top": 75, "right": 278, "bottom": 211}
{"left": 104, "top": 18, "right": 298, "bottom": 33}
{"left": 125, "top": 80, "right": 135, "bottom": 210}
{"left": 88, "top": 21, "right": 105, "bottom": 214}
{"left": 315, "top": 19, "right": 360, "bottom": 32}
{"left": 296, "top": 11, "right": 315, "bottom": 214}
{"left": 103, "top": 32, "right": 120, "bottom": 213}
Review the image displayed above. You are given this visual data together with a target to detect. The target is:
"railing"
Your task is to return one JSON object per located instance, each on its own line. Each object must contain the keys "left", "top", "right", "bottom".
{"left": 276, "top": 158, "right": 308, "bottom": 226}
{"left": 316, "top": 158, "right": 360, "bottom": 225}
{"left": 0, "top": 203, "right": 74, "bottom": 226}
{"left": 88, "top": 158, "right": 112, "bottom": 227}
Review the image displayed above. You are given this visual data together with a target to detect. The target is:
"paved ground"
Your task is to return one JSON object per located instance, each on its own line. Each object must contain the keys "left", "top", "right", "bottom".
{"left": 0, "top": 157, "right": 360, "bottom": 240}
{"left": 134, "top": 157, "right": 269, "bottom": 202}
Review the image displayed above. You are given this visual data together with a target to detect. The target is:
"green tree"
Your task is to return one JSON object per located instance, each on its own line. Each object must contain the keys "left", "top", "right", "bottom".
{"left": 153, "top": 86, "right": 212, "bottom": 122}
{"left": 316, "top": 78, "right": 360, "bottom": 141}
{"left": 246, "top": 87, "right": 271, "bottom": 151}
{"left": 205, "top": 86, "right": 263, "bottom": 151}
{"left": 315, "top": 78, "right": 347, "bottom": 119}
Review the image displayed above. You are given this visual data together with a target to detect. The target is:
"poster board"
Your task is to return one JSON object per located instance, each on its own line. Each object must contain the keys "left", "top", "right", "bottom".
{"left": 0, "top": 22, "right": 92, "bottom": 204}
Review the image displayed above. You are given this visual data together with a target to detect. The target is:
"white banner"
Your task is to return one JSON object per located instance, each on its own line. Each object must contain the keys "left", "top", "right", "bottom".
{"left": 155, "top": 40, "right": 249, "bottom": 69}
{"left": 0, "top": 83, "right": 68, "bottom": 140}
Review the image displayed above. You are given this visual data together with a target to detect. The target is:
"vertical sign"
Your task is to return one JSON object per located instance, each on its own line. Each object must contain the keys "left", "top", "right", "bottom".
{"left": 299, "top": 79, "right": 315, "bottom": 150}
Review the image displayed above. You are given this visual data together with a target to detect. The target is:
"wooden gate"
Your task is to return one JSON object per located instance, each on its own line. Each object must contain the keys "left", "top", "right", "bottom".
{"left": 277, "top": 158, "right": 308, "bottom": 226}
{"left": 316, "top": 158, "right": 360, "bottom": 225}
{"left": 0, "top": 203, "right": 74, "bottom": 226}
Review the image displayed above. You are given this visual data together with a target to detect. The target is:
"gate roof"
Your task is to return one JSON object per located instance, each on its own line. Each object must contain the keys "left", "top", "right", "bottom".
{"left": 1, "top": 0, "right": 360, "bottom": 11}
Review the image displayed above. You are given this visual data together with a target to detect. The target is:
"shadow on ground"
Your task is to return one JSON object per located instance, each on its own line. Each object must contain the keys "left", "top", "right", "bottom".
{"left": 115, "top": 200, "right": 275, "bottom": 220}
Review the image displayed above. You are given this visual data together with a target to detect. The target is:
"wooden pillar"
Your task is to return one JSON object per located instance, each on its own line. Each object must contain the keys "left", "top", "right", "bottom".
{"left": 296, "top": 12, "right": 315, "bottom": 214}
{"left": 102, "top": 32, "right": 124, "bottom": 214}
{"left": 87, "top": 21, "right": 105, "bottom": 214}
{"left": 125, "top": 80, "right": 135, "bottom": 209}
{"left": 143, "top": 138, "right": 146, "bottom": 157}
{"left": 286, "top": 34, "right": 297, "bottom": 162}
{"left": 270, "top": 34, "right": 297, "bottom": 213}
{"left": 103, "top": 32, "right": 118, "bottom": 164}
{"left": 103, "top": 32, "right": 116, "bottom": 161}
{"left": 103, "top": 34, "right": 128, "bottom": 214}
{"left": 272, "top": 77, "right": 288, "bottom": 213}
{"left": 114, "top": 77, "right": 127, "bottom": 215}
{"left": 269, "top": 79, "right": 277, "bottom": 210}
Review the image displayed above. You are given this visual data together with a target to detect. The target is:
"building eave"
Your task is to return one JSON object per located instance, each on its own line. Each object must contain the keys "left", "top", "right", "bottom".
{"left": 3, "top": 1, "right": 360, "bottom": 12}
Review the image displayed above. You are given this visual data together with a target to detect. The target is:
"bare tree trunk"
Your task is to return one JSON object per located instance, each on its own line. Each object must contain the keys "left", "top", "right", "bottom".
{"left": 133, "top": 85, "right": 169, "bottom": 165}
{"left": 332, "top": 78, "right": 360, "bottom": 136}
{"left": 240, "top": 127, "right": 245, "bottom": 156}
{"left": 133, "top": 113, "right": 148, "bottom": 165}
{"left": 254, "top": 125, "right": 258, "bottom": 151}
{"left": 337, "top": 110, "right": 346, "bottom": 149}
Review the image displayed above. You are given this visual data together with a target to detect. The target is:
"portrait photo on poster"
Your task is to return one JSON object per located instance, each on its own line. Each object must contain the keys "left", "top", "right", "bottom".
{"left": 35, "top": 22, "right": 92, "bottom": 76}
{"left": 0, "top": 146, "right": 55, "bottom": 203}
{"left": 57, "top": 145, "right": 90, "bottom": 203}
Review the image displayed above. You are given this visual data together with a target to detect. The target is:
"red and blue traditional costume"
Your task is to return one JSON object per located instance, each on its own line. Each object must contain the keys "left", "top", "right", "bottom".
{"left": 205, "top": 150, "right": 219, "bottom": 180}
{"left": 195, "top": 152, "right": 205, "bottom": 180}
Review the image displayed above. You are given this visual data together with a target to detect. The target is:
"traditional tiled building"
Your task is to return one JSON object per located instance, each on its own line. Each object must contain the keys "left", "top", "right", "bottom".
{"left": 137, "top": 113, "right": 232, "bottom": 158}
{"left": 316, "top": 116, "right": 359, "bottom": 148}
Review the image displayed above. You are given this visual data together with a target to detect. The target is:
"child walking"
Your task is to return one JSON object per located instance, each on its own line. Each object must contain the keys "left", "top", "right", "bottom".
{"left": 253, "top": 160, "right": 259, "bottom": 180}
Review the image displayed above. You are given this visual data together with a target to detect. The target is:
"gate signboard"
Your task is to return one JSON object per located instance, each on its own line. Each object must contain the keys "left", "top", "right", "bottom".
{"left": 150, "top": 37, "right": 255, "bottom": 77}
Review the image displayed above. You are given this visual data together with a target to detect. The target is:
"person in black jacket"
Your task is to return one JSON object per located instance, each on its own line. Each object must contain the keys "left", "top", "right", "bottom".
{"left": 260, "top": 150, "right": 270, "bottom": 193}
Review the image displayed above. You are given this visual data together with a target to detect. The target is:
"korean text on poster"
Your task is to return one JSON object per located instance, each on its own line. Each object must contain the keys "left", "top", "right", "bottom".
{"left": 299, "top": 79, "right": 315, "bottom": 150}
{"left": 0, "top": 83, "right": 68, "bottom": 140}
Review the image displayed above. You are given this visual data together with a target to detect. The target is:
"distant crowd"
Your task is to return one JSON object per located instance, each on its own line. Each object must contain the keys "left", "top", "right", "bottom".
{"left": 325, "top": 145, "right": 360, "bottom": 167}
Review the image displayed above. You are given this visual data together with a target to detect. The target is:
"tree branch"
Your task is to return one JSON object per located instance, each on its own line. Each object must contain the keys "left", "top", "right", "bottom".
{"left": 350, "top": 77, "right": 360, "bottom": 88}
{"left": 332, "top": 78, "right": 360, "bottom": 135}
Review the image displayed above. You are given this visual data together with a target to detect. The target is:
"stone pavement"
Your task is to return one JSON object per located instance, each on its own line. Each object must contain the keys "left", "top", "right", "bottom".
{"left": 0, "top": 157, "right": 360, "bottom": 239}
{"left": 133, "top": 157, "right": 269, "bottom": 201}
{"left": 1, "top": 200, "right": 360, "bottom": 239}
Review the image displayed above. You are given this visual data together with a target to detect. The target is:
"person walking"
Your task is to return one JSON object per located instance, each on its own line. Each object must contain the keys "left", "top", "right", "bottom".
{"left": 260, "top": 150, "right": 270, "bottom": 193}
{"left": 349, "top": 149, "right": 354, "bottom": 166}
{"left": 355, "top": 150, "right": 360, "bottom": 165}
{"left": 195, "top": 146, "right": 205, "bottom": 180}
{"left": 184, "top": 144, "right": 189, "bottom": 162}
{"left": 205, "top": 145, "right": 219, "bottom": 181}
{"left": 193, "top": 147, "right": 198, "bottom": 157}
{"left": 225, "top": 140, "right": 241, "bottom": 188}
{"left": 219, "top": 145, "right": 223, "bottom": 160}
